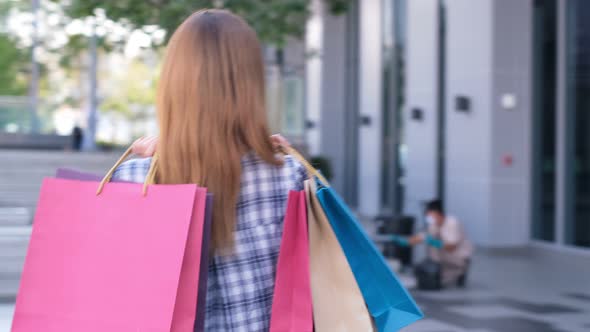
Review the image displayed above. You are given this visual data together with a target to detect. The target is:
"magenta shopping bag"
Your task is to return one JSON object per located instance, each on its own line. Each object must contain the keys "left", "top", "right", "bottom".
{"left": 12, "top": 178, "right": 207, "bottom": 332}
{"left": 55, "top": 168, "right": 102, "bottom": 181}
{"left": 270, "top": 191, "right": 313, "bottom": 332}
{"left": 54, "top": 168, "right": 212, "bottom": 331}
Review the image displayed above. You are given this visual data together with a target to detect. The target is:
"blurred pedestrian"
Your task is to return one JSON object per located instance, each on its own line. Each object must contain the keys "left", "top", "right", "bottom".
{"left": 71, "top": 126, "right": 83, "bottom": 151}
{"left": 110, "top": 10, "right": 305, "bottom": 331}
{"left": 394, "top": 199, "right": 473, "bottom": 287}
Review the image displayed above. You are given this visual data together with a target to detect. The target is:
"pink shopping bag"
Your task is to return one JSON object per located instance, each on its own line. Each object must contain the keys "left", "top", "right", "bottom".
{"left": 54, "top": 167, "right": 213, "bottom": 332}
{"left": 270, "top": 190, "right": 313, "bottom": 332}
{"left": 12, "top": 178, "right": 207, "bottom": 332}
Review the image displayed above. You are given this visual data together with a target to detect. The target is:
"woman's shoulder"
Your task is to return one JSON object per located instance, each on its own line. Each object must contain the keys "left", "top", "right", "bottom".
{"left": 111, "top": 157, "right": 152, "bottom": 183}
{"left": 241, "top": 153, "right": 307, "bottom": 190}
{"left": 242, "top": 152, "right": 306, "bottom": 173}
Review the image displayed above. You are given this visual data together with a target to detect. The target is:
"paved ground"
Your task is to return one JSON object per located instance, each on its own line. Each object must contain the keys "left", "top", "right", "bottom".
{"left": 405, "top": 248, "right": 590, "bottom": 332}
{"left": 0, "top": 304, "right": 12, "bottom": 332}
{"left": 1, "top": 150, "right": 590, "bottom": 331}
{"left": 2, "top": 248, "right": 589, "bottom": 332}
{"left": 0, "top": 228, "right": 27, "bottom": 300}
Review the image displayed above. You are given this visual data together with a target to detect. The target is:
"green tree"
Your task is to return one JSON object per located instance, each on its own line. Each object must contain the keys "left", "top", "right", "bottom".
{"left": 100, "top": 60, "right": 158, "bottom": 120}
{"left": 0, "top": 35, "right": 28, "bottom": 95}
{"left": 54, "top": 0, "right": 350, "bottom": 47}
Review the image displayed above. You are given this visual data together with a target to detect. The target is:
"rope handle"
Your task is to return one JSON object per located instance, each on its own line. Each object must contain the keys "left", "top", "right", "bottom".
{"left": 96, "top": 146, "right": 158, "bottom": 196}
{"left": 279, "top": 145, "right": 330, "bottom": 187}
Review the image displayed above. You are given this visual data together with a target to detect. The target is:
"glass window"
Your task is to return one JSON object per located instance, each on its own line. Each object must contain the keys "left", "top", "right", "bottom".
{"left": 531, "top": 0, "right": 557, "bottom": 242}
{"left": 381, "top": 0, "right": 394, "bottom": 211}
{"left": 343, "top": 0, "right": 360, "bottom": 207}
{"left": 565, "top": 0, "right": 590, "bottom": 248}
{"left": 381, "top": 0, "right": 407, "bottom": 214}
{"left": 281, "top": 75, "right": 305, "bottom": 137}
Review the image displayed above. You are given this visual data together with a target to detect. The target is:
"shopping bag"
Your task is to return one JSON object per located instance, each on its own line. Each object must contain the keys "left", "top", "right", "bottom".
{"left": 54, "top": 168, "right": 213, "bottom": 332}
{"left": 12, "top": 149, "right": 208, "bottom": 332}
{"left": 56, "top": 168, "right": 102, "bottom": 181}
{"left": 304, "top": 180, "right": 374, "bottom": 331}
{"left": 269, "top": 191, "right": 313, "bottom": 332}
{"left": 194, "top": 194, "right": 212, "bottom": 332}
{"left": 316, "top": 186, "right": 423, "bottom": 331}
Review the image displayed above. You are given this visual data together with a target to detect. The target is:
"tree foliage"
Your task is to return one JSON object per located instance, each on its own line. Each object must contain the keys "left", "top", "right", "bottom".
{"left": 0, "top": 35, "right": 28, "bottom": 95}
{"left": 55, "top": 0, "right": 350, "bottom": 47}
{"left": 100, "top": 60, "right": 158, "bottom": 119}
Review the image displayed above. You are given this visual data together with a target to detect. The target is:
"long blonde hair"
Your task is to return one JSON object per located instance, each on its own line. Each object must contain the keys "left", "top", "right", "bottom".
{"left": 156, "top": 9, "right": 281, "bottom": 251}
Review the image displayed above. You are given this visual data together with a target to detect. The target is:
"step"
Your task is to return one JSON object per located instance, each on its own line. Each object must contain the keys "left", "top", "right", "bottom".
{"left": 0, "top": 209, "right": 31, "bottom": 226}
{"left": 0, "top": 226, "right": 30, "bottom": 298}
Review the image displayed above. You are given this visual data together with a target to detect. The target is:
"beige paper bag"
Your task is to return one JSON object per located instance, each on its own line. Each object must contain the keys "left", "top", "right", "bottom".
{"left": 304, "top": 180, "right": 375, "bottom": 332}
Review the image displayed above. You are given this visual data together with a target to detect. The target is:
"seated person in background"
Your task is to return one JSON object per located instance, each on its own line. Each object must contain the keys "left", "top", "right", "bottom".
{"left": 393, "top": 200, "right": 473, "bottom": 287}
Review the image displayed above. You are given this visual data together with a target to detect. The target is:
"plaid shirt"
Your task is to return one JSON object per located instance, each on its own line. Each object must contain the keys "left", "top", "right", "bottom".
{"left": 112, "top": 153, "right": 306, "bottom": 331}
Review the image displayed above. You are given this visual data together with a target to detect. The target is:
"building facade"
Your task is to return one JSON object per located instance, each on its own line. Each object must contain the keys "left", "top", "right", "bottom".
{"left": 304, "top": 0, "right": 590, "bottom": 253}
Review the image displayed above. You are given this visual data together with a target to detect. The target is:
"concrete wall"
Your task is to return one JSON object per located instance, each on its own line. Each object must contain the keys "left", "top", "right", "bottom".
{"left": 0, "top": 133, "right": 71, "bottom": 150}
{"left": 357, "top": 0, "right": 383, "bottom": 216}
{"left": 489, "top": 0, "right": 533, "bottom": 246}
{"left": 404, "top": 0, "right": 440, "bottom": 219}
{"left": 444, "top": 0, "right": 533, "bottom": 246}
{"left": 320, "top": 13, "right": 348, "bottom": 194}
{"left": 444, "top": 0, "right": 495, "bottom": 245}
{"left": 406, "top": 0, "right": 533, "bottom": 246}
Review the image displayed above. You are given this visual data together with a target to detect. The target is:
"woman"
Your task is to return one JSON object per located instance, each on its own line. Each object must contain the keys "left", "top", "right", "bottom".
{"left": 112, "top": 10, "right": 306, "bottom": 331}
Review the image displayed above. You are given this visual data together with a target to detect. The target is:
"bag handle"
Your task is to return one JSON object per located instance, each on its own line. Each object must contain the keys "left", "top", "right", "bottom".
{"left": 97, "top": 144, "right": 324, "bottom": 194}
{"left": 279, "top": 145, "right": 330, "bottom": 187}
{"left": 96, "top": 147, "right": 159, "bottom": 196}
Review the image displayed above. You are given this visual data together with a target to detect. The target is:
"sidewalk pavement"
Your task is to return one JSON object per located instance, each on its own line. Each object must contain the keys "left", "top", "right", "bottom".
{"left": 1, "top": 248, "right": 588, "bottom": 332}
{"left": 0, "top": 303, "right": 13, "bottom": 332}
{"left": 406, "top": 247, "right": 590, "bottom": 332}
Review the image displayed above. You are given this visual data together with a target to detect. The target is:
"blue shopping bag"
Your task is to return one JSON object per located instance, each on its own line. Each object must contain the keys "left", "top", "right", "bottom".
{"left": 316, "top": 184, "right": 423, "bottom": 331}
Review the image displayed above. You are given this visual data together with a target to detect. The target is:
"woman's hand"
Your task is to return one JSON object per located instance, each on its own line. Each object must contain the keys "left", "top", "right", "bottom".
{"left": 270, "top": 134, "right": 290, "bottom": 150}
{"left": 131, "top": 134, "right": 291, "bottom": 157}
{"left": 131, "top": 136, "right": 158, "bottom": 157}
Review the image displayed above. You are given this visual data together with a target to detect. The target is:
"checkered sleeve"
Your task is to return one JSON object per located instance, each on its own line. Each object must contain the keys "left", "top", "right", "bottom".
{"left": 284, "top": 155, "right": 307, "bottom": 191}
{"left": 111, "top": 158, "right": 151, "bottom": 183}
